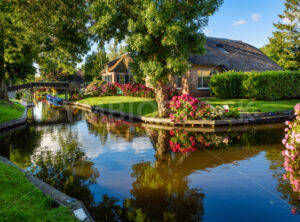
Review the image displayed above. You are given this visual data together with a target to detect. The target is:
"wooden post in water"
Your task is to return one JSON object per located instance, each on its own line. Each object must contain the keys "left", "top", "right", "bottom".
{"left": 30, "top": 86, "right": 33, "bottom": 102}
{"left": 65, "top": 87, "right": 68, "bottom": 101}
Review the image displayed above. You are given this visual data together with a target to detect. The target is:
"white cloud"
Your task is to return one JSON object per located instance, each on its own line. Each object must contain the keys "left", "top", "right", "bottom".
{"left": 232, "top": 19, "right": 247, "bottom": 26}
{"left": 251, "top": 14, "right": 261, "bottom": 22}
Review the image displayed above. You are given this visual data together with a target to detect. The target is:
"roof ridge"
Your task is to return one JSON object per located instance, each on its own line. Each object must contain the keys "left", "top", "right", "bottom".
{"left": 206, "top": 36, "right": 243, "bottom": 43}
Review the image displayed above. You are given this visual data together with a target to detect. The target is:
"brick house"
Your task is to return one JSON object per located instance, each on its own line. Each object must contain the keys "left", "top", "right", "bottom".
{"left": 101, "top": 37, "right": 282, "bottom": 97}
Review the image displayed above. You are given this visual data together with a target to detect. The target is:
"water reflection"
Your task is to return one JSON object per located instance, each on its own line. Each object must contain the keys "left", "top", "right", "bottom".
{"left": 0, "top": 101, "right": 300, "bottom": 221}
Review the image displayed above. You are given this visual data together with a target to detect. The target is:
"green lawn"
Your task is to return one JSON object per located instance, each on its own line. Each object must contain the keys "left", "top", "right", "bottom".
{"left": 0, "top": 101, "right": 25, "bottom": 123}
{"left": 200, "top": 98, "right": 300, "bottom": 113}
{"left": 78, "top": 96, "right": 158, "bottom": 117}
{"left": 0, "top": 162, "right": 75, "bottom": 222}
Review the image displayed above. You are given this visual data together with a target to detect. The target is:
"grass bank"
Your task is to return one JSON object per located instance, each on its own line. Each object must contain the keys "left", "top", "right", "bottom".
{"left": 0, "top": 101, "right": 25, "bottom": 123}
{"left": 200, "top": 98, "right": 299, "bottom": 113}
{"left": 0, "top": 162, "right": 75, "bottom": 222}
{"left": 77, "top": 96, "right": 158, "bottom": 117}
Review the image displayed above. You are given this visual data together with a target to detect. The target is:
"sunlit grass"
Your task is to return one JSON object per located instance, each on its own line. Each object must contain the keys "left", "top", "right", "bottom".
{"left": 200, "top": 98, "right": 299, "bottom": 113}
{"left": 0, "top": 101, "right": 25, "bottom": 123}
{"left": 0, "top": 162, "right": 75, "bottom": 221}
{"left": 78, "top": 96, "right": 158, "bottom": 117}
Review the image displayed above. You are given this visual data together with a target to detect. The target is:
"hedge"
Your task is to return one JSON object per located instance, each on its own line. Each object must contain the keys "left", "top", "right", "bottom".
{"left": 209, "top": 71, "right": 300, "bottom": 100}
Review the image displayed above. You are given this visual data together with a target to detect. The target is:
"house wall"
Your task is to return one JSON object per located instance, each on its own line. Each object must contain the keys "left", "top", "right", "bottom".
{"left": 180, "top": 65, "right": 224, "bottom": 98}
{"left": 145, "top": 65, "right": 224, "bottom": 98}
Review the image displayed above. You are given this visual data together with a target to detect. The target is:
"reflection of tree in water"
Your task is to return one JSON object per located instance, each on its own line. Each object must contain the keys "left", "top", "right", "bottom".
{"left": 31, "top": 128, "right": 100, "bottom": 209}
{"left": 0, "top": 125, "right": 43, "bottom": 168}
{"left": 127, "top": 161, "right": 204, "bottom": 221}
{"left": 84, "top": 112, "right": 145, "bottom": 145}
{"left": 92, "top": 129, "right": 204, "bottom": 222}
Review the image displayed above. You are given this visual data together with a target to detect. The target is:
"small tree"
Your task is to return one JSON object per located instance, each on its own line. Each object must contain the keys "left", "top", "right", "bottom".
{"left": 89, "top": 0, "right": 223, "bottom": 117}
{"left": 261, "top": 0, "right": 300, "bottom": 70}
{"left": 83, "top": 46, "right": 108, "bottom": 82}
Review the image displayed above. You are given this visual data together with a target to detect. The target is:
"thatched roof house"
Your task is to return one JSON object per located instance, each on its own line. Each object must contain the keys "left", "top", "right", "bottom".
{"left": 189, "top": 37, "right": 282, "bottom": 72}
{"left": 100, "top": 53, "right": 134, "bottom": 83}
{"left": 100, "top": 37, "right": 283, "bottom": 97}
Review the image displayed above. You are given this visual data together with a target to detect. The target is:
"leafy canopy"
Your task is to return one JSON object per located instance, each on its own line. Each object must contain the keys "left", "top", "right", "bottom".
{"left": 261, "top": 0, "right": 300, "bottom": 70}
{"left": 89, "top": 0, "right": 223, "bottom": 85}
{"left": 1, "top": 0, "right": 90, "bottom": 83}
{"left": 83, "top": 45, "right": 108, "bottom": 82}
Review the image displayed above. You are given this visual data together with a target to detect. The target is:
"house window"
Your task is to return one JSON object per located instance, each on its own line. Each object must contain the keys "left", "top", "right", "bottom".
{"left": 116, "top": 74, "right": 134, "bottom": 84}
{"left": 104, "top": 74, "right": 112, "bottom": 83}
{"left": 198, "top": 70, "right": 216, "bottom": 89}
{"left": 176, "top": 76, "right": 182, "bottom": 89}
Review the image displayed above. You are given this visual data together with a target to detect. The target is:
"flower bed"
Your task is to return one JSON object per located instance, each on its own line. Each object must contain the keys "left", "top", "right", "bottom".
{"left": 169, "top": 94, "right": 225, "bottom": 122}
{"left": 115, "top": 83, "right": 155, "bottom": 99}
{"left": 281, "top": 103, "right": 300, "bottom": 214}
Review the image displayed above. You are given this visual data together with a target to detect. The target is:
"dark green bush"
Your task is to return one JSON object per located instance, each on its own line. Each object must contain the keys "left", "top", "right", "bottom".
{"left": 210, "top": 71, "right": 300, "bottom": 100}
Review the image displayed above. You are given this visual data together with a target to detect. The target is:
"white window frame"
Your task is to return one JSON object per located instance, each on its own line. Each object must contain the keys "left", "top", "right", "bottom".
{"left": 197, "top": 70, "right": 216, "bottom": 90}
{"left": 176, "top": 76, "right": 182, "bottom": 89}
{"left": 117, "top": 73, "right": 134, "bottom": 84}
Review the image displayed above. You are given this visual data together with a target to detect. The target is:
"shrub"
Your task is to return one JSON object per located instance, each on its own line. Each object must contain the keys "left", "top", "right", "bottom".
{"left": 281, "top": 104, "right": 300, "bottom": 206}
{"left": 209, "top": 71, "right": 245, "bottom": 98}
{"left": 169, "top": 94, "right": 225, "bottom": 122}
{"left": 84, "top": 80, "right": 104, "bottom": 97}
{"left": 210, "top": 71, "right": 300, "bottom": 100}
{"left": 117, "top": 83, "right": 155, "bottom": 98}
{"left": 101, "top": 83, "right": 118, "bottom": 96}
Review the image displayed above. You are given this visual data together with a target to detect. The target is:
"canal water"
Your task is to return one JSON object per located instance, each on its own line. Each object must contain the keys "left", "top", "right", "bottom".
{"left": 0, "top": 100, "right": 299, "bottom": 221}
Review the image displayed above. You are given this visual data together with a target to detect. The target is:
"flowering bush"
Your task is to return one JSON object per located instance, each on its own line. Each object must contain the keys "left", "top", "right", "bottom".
{"left": 116, "top": 83, "right": 155, "bottom": 98}
{"left": 169, "top": 94, "right": 225, "bottom": 122}
{"left": 101, "top": 83, "right": 118, "bottom": 96}
{"left": 166, "top": 88, "right": 179, "bottom": 100}
{"left": 169, "top": 129, "right": 234, "bottom": 153}
{"left": 70, "top": 93, "right": 84, "bottom": 101}
{"left": 84, "top": 80, "right": 104, "bottom": 97}
{"left": 282, "top": 104, "right": 300, "bottom": 214}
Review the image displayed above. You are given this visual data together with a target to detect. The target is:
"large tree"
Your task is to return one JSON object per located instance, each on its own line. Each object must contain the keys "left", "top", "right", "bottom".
{"left": 89, "top": 0, "right": 223, "bottom": 117}
{"left": 261, "top": 0, "right": 300, "bottom": 70}
{"left": 0, "top": 0, "right": 90, "bottom": 99}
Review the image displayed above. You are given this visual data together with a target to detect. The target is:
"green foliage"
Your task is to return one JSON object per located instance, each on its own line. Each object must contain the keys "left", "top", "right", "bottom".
{"left": 209, "top": 71, "right": 245, "bottom": 98}
{"left": 0, "top": 162, "right": 75, "bottom": 222}
{"left": 261, "top": 0, "right": 300, "bottom": 70}
{"left": 107, "top": 41, "right": 127, "bottom": 61}
{"left": 89, "top": 0, "right": 223, "bottom": 85}
{"left": 83, "top": 46, "right": 108, "bottom": 82}
{"left": 210, "top": 71, "right": 300, "bottom": 100}
{"left": 0, "top": 0, "right": 90, "bottom": 98}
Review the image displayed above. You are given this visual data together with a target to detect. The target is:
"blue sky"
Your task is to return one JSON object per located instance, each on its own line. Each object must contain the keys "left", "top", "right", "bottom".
{"left": 204, "top": 0, "right": 285, "bottom": 48}
{"left": 82, "top": 0, "right": 286, "bottom": 67}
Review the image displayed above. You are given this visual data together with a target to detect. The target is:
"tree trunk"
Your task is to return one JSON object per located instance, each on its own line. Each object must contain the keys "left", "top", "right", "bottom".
{"left": 155, "top": 81, "right": 170, "bottom": 117}
{"left": 0, "top": 24, "right": 8, "bottom": 100}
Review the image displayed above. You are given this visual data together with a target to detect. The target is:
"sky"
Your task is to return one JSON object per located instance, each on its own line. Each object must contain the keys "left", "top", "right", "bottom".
{"left": 203, "top": 0, "right": 286, "bottom": 48}
{"left": 81, "top": 0, "right": 286, "bottom": 67}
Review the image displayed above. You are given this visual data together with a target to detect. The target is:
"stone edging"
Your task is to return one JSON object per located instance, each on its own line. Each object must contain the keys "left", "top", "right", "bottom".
{"left": 0, "top": 102, "right": 28, "bottom": 131}
{"left": 63, "top": 101, "right": 295, "bottom": 127}
{"left": 0, "top": 156, "right": 94, "bottom": 222}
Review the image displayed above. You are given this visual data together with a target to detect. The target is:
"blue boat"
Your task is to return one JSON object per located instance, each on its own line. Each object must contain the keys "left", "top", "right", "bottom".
{"left": 45, "top": 94, "right": 64, "bottom": 103}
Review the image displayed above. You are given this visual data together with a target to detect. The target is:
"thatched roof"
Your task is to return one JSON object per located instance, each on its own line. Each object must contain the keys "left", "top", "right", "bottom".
{"left": 100, "top": 53, "right": 132, "bottom": 74}
{"left": 189, "top": 37, "right": 283, "bottom": 71}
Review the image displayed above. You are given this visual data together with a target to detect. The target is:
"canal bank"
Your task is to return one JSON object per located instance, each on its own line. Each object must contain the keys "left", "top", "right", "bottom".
{"left": 63, "top": 101, "right": 295, "bottom": 128}
{"left": 1, "top": 100, "right": 299, "bottom": 220}
{"left": 0, "top": 156, "right": 93, "bottom": 222}
{"left": 0, "top": 101, "right": 27, "bottom": 131}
